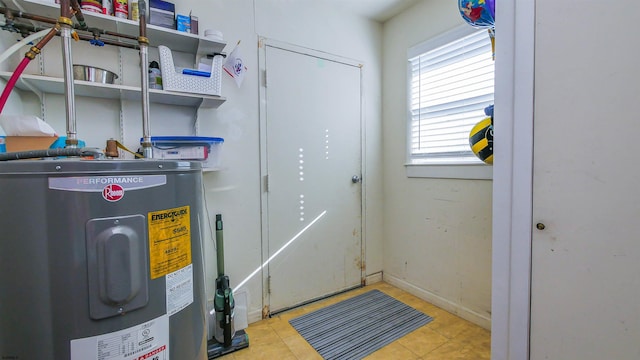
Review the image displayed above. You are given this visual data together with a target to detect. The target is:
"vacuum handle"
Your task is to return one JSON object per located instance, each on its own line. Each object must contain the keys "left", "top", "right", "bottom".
{"left": 215, "top": 214, "right": 225, "bottom": 276}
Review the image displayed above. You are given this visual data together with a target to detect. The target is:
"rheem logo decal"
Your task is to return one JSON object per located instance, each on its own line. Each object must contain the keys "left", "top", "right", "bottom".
{"left": 102, "top": 184, "right": 125, "bottom": 202}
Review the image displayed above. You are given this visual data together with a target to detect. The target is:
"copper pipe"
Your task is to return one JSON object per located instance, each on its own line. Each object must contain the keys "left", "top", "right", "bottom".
{"left": 31, "top": 26, "right": 59, "bottom": 53}
{"left": 0, "top": 8, "right": 58, "bottom": 25}
{"left": 138, "top": 0, "right": 147, "bottom": 38}
{"left": 59, "top": 0, "right": 71, "bottom": 19}
{"left": 105, "top": 139, "right": 118, "bottom": 157}
{"left": 4, "top": 7, "right": 15, "bottom": 27}
{"left": 0, "top": 7, "right": 138, "bottom": 42}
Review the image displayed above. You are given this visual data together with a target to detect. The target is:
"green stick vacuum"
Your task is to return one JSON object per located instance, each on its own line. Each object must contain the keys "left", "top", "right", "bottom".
{"left": 207, "top": 214, "right": 249, "bottom": 358}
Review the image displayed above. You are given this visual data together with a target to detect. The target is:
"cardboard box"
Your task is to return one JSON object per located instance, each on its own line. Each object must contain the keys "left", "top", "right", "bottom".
{"left": 149, "top": 0, "right": 175, "bottom": 29}
{"left": 5, "top": 136, "right": 58, "bottom": 152}
{"left": 176, "top": 14, "right": 190, "bottom": 33}
{"left": 190, "top": 15, "right": 198, "bottom": 35}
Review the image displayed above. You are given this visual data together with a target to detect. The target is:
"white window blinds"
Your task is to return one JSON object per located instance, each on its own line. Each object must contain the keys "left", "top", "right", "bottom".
{"left": 409, "top": 28, "right": 494, "bottom": 163}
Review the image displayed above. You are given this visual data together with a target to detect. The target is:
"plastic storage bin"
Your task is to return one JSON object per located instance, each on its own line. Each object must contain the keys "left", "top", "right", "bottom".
{"left": 158, "top": 45, "right": 223, "bottom": 96}
{"left": 146, "top": 136, "right": 224, "bottom": 169}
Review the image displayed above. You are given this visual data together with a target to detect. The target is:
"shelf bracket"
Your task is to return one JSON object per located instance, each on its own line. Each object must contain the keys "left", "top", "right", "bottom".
{"left": 40, "top": 92, "right": 46, "bottom": 120}
{"left": 119, "top": 108, "right": 125, "bottom": 158}
{"left": 194, "top": 106, "right": 200, "bottom": 136}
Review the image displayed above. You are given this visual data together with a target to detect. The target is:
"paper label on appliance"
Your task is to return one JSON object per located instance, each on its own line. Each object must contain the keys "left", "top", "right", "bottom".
{"left": 166, "top": 263, "right": 194, "bottom": 316}
{"left": 70, "top": 314, "right": 169, "bottom": 360}
{"left": 154, "top": 146, "right": 207, "bottom": 160}
{"left": 49, "top": 175, "right": 166, "bottom": 192}
{"left": 148, "top": 206, "right": 192, "bottom": 279}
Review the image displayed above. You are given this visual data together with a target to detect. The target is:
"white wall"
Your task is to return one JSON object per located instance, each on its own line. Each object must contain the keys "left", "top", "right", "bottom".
{"left": 0, "top": 0, "right": 383, "bottom": 324}
{"left": 1, "top": 0, "right": 491, "bottom": 330}
{"left": 183, "top": 0, "right": 383, "bottom": 323}
{"left": 382, "top": 0, "right": 493, "bottom": 328}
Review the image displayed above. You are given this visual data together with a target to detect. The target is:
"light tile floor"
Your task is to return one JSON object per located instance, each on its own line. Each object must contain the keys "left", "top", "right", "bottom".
{"left": 219, "top": 282, "right": 491, "bottom": 359}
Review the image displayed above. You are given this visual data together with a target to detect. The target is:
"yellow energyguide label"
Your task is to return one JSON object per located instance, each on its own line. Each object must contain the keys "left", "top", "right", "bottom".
{"left": 148, "top": 205, "right": 192, "bottom": 279}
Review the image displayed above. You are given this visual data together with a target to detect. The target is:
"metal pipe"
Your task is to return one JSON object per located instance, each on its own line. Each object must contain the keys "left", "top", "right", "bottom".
{"left": 76, "top": 33, "right": 138, "bottom": 49}
{"left": 138, "top": 0, "right": 152, "bottom": 158}
{"left": 69, "top": 0, "right": 87, "bottom": 30}
{"left": 58, "top": 0, "right": 78, "bottom": 148}
{"left": 61, "top": 26, "right": 77, "bottom": 147}
{"left": 7, "top": 22, "right": 139, "bottom": 50}
{"left": 0, "top": 7, "right": 139, "bottom": 42}
{"left": 89, "top": 27, "right": 138, "bottom": 41}
{"left": 4, "top": 6, "right": 15, "bottom": 27}
{"left": 139, "top": 42, "right": 151, "bottom": 157}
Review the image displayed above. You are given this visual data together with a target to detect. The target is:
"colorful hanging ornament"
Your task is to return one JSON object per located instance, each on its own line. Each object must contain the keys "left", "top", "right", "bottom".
{"left": 459, "top": 0, "right": 495, "bottom": 29}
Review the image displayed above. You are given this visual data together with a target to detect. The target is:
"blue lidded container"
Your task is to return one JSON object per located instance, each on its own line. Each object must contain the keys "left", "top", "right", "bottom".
{"left": 143, "top": 136, "right": 225, "bottom": 169}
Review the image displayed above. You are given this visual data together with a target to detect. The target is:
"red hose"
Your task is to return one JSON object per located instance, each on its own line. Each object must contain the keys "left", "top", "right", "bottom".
{"left": 0, "top": 57, "right": 31, "bottom": 114}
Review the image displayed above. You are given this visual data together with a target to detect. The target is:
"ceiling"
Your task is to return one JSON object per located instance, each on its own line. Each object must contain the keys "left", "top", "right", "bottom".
{"left": 320, "top": 0, "right": 421, "bottom": 22}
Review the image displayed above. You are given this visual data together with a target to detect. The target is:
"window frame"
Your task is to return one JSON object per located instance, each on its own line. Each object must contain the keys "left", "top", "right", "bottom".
{"left": 406, "top": 25, "right": 493, "bottom": 180}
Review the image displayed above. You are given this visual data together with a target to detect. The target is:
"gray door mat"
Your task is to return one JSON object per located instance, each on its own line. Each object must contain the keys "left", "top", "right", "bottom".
{"left": 289, "top": 289, "right": 433, "bottom": 359}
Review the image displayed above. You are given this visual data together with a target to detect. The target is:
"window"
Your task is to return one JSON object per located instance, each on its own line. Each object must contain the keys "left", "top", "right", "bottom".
{"left": 408, "top": 26, "right": 495, "bottom": 167}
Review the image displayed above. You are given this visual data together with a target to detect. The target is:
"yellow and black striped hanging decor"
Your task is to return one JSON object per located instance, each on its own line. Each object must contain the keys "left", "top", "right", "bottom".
{"left": 469, "top": 117, "right": 493, "bottom": 164}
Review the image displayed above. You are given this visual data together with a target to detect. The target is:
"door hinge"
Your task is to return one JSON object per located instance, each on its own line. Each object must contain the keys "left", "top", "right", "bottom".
{"left": 263, "top": 69, "right": 267, "bottom": 88}
{"left": 264, "top": 174, "right": 270, "bottom": 192}
{"left": 267, "top": 275, "right": 271, "bottom": 294}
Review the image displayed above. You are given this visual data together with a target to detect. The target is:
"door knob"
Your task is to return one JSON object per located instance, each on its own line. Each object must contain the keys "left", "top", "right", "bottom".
{"left": 352, "top": 175, "right": 361, "bottom": 183}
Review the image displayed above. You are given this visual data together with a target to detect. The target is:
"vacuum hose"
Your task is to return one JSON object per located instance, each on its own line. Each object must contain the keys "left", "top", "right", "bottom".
{"left": 0, "top": 147, "right": 103, "bottom": 161}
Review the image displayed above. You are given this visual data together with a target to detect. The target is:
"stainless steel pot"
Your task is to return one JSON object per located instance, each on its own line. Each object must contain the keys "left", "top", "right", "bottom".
{"left": 73, "top": 65, "right": 118, "bottom": 84}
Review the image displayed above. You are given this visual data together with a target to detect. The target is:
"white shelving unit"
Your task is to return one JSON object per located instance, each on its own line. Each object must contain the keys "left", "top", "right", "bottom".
{"left": 8, "top": 0, "right": 227, "bottom": 109}
{"left": 3, "top": 0, "right": 227, "bottom": 170}
{"left": 0, "top": 72, "right": 226, "bottom": 108}
{"left": 10, "top": 0, "right": 226, "bottom": 55}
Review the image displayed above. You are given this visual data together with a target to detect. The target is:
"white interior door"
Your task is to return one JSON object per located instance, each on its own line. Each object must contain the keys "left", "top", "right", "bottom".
{"left": 262, "top": 43, "right": 363, "bottom": 314}
{"left": 530, "top": 1, "right": 640, "bottom": 358}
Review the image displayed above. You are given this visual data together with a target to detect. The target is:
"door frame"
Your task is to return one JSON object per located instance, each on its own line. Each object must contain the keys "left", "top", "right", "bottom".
{"left": 492, "top": 1, "right": 535, "bottom": 359}
{"left": 257, "top": 37, "right": 366, "bottom": 317}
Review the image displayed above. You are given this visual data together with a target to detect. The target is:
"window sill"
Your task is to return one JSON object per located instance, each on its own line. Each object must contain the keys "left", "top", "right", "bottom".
{"left": 405, "top": 163, "right": 493, "bottom": 180}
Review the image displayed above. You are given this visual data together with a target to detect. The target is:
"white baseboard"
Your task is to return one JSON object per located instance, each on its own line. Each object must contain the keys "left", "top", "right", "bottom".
{"left": 248, "top": 309, "right": 263, "bottom": 324}
{"left": 365, "top": 271, "right": 383, "bottom": 285}
{"left": 383, "top": 274, "right": 491, "bottom": 330}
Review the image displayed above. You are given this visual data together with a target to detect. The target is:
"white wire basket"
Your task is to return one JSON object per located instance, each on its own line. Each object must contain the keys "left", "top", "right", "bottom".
{"left": 158, "top": 45, "right": 223, "bottom": 96}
